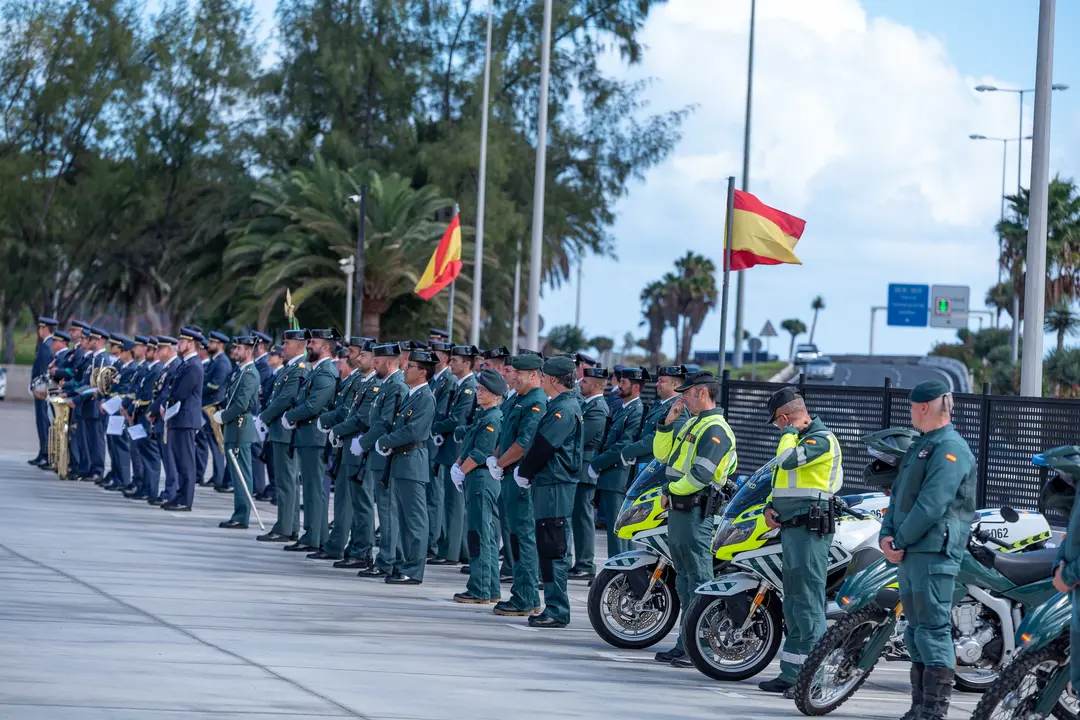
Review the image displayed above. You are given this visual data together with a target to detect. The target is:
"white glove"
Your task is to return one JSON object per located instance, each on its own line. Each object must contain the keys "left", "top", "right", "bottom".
{"left": 281, "top": 416, "right": 296, "bottom": 430}
{"left": 316, "top": 418, "right": 327, "bottom": 433}
{"left": 376, "top": 439, "right": 392, "bottom": 457}
{"left": 330, "top": 430, "right": 343, "bottom": 448}
{"left": 350, "top": 437, "right": 362, "bottom": 456}
{"left": 451, "top": 463, "right": 465, "bottom": 491}
{"left": 486, "top": 456, "right": 504, "bottom": 480}
{"left": 587, "top": 464, "right": 599, "bottom": 481}
{"left": 255, "top": 417, "right": 269, "bottom": 437}
{"left": 213, "top": 410, "right": 223, "bottom": 425}
{"left": 432, "top": 433, "right": 445, "bottom": 447}
{"left": 513, "top": 466, "right": 530, "bottom": 489}
{"left": 618, "top": 450, "right": 631, "bottom": 467}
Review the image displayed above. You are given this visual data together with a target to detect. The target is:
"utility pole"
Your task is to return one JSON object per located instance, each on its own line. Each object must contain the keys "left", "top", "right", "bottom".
{"left": 575, "top": 259, "right": 582, "bottom": 328}
{"left": 348, "top": 185, "right": 367, "bottom": 336}
{"left": 525, "top": 0, "right": 553, "bottom": 351}
{"left": 470, "top": 0, "right": 495, "bottom": 347}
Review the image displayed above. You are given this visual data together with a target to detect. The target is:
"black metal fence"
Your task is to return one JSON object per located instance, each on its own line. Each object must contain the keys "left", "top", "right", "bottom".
{"left": 713, "top": 376, "right": 1080, "bottom": 521}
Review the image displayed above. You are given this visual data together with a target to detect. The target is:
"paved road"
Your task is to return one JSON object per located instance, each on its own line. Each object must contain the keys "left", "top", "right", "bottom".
{"left": 806, "top": 361, "right": 954, "bottom": 389}
{"left": 0, "top": 403, "right": 973, "bottom": 719}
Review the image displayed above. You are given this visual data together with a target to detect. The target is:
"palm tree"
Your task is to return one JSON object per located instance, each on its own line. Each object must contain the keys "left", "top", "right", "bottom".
{"left": 639, "top": 280, "right": 667, "bottom": 367}
{"left": 809, "top": 296, "right": 825, "bottom": 344}
{"left": 985, "top": 282, "right": 1013, "bottom": 325}
{"left": 1044, "top": 299, "right": 1080, "bottom": 351}
{"left": 781, "top": 318, "right": 807, "bottom": 361}
{"left": 1045, "top": 347, "right": 1080, "bottom": 397}
{"left": 673, "top": 252, "right": 718, "bottom": 364}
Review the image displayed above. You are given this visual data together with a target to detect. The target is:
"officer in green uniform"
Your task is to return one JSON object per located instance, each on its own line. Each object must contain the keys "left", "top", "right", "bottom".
{"left": 328, "top": 339, "right": 378, "bottom": 568}
{"left": 568, "top": 366, "right": 610, "bottom": 579}
{"left": 879, "top": 380, "right": 975, "bottom": 720}
{"left": 257, "top": 330, "right": 308, "bottom": 543}
{"left": 215, "top": 335, "right": 260, "bottom": 529}
{"left": 375, "top": 349, "right": 438, "bottom": 584}
{"left": 452, "top": 368, "right": 506, "bottom": 603}
{"left": 621, "top": 365, "right": 690, "bottom": 471}
{"left": 758, "top": 386, "right": 844, "bottom": 694}
{"left": 489, "top": 353, "right": 548, "bottom": 617}
{"left": 356, "top": 343, "right": 408, "bottom": 578}
{"left": 314, "top": 336, "right": 372, "bottom": 560}
{"left": 282, "top": 329, "right": 339, "bottom": 553}
{"left": 652, "top": 371, "right": 737, "bottom": 666}
{"left": 476, "top": 346, "right": 513, "bottom": 580}
{"left": 1050, "top": 449, "right": 1080, "bottom": 702}
{"left": 513, "top": 355, "right": 583, "bottom": 629}
{"left": 429, "top": 345, "right": 479, "bottom": 565}
{"left": 426, "top": 341, "right": 454, "bottom": 557}
{"left": 588, "top": 367, "right": 647, "bottom": 558}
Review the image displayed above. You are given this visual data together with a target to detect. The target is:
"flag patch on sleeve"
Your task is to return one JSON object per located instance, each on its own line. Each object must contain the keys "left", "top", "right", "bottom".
{"left": 945, "top": 453, "right": 957, "bottom": 462}
{"left": 555, "top": 412, "right": 562, "bottom": 419}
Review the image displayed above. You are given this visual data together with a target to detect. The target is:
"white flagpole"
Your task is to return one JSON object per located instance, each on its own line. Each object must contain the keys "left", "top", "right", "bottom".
{"left": 470, "top": 0, "right": 495, "bottom": 347}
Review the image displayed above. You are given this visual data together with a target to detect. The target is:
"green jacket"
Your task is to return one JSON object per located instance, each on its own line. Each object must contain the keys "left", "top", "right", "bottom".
{"left": 381, "top": 384, "right": 436, "bottom": 483}
{"left": 879, "top": 423, "right": 976, "bottom": 561}
{"left": 577, "top": 393, "right": 610, "bottom": 484}
{"left": 430, "top": 372, "right": 478, "bottom": 466}
{"left": 459, "top": 405, "right": 503, "bottom": 470}
{"left": 359, "top": 369, "right": 407, "bottom": 476}
{"left": 426, "top": 367, "right": 455, "bottom": 457}
{"left": 221, "top": 361, "right": 259, "bottom": 446}
{"left": 1058, "top": 489, "right": 1080, "bottom": 586}
{"left": 319, "top": 369, "right": 364, "bottom": 429}
{"left": 496, "top": 386, "right": 547, "bottom": 465}
{"left": 592, "top": 396, "right": 644, "bottom": 491}
{"left": 622, "top": 395, "right": 689, "bottom": 466}
{"left": 331, "top": 372, "right": 379, "bottom": 469}
{"left": 284, "top": 357, "right": 338, "bottom": 448}
{"left": 519, "top": 390, "right": 584, "bottom": 487}
{"left": 259, "top": 357, "right": 307, "bottom": 444}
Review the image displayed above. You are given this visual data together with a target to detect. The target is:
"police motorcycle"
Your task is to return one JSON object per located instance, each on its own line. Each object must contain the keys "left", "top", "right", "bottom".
{"left": 792, "top": 434, "right": 1057, "bottom": 716}
{"left": 679, "top": 456, "right": 890, "bottom": 682}
{"left": 969, "top": 446, "right": 1080, "bottom": 720}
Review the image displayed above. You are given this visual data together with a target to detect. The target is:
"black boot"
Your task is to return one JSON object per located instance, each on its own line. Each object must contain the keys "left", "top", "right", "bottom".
{"left": 900, "top": 662, "right": 925, "bottom": 720}
{"left": 918, "top": 666, "right": 953, "bottom": 720}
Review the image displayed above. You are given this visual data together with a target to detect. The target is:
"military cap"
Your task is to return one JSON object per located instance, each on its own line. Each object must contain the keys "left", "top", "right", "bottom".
{"left": 477, "top": 368, "right": 508, "bottom": 396}
{"left": 188, "top": 325, "right": 204, "bottom": 334}
{"left": 305, "top": 328, "right": 341, "bottom": 341}
{"left": 117, "top": 336, "right": 136, "bottom": 352}
{"left": 413, "top": 339, "right": 430, "bottom": 349}
{"left": 54, "top": 330, "right": 71, "bottom": 342}
{"left": 232, "top": 335, "right": 256, "bottom": 346}
{"left": 910, "top": 379, "right": 951, "bottom": 403}
{"left": 269, "top": 344, "right": 284, "bottom": 357}
{"left": 429, "top": 328, "right": 450, "bottom": 341}
{"left": 71, "top": 320, "right": 91, "bottom": 331}
{"left": 574, "top": 352, "right": 598, "bottom": 367}
{"left": 620, "top": 367, "right": 651, "bottom": 383}
{"left": 157, "top": 335, "right": 178, "bottom": 346}
{"left": 511, "top": 353, "right": 545, "bottom": 371}
{"left": 134, "top": 335, "right": 150, "bottom": 346}
{"left": 675, "top": 370, "right": 719, "bottom": 394}
{"left": 373, "top": 343, "right": 400, "bottom": 357}
{"left": 543, "top": 355, "right": 577, "bottom": 377}
{"left": 208, "top": 331, "right": 230, "bottom": 344}
{"left": 452, "top": 345, "right": 480, "bottom": 357}
{"left": 346, "top": 336, "right": 376, "bottom": 350}
{"left": 146, "top": 336, "right": 159, "bottom": 347}
{"left": 582, "top": 366, "right": 609, "bottom": 379}
{"left": 335, "top": 345, "right": 350, "bottom": 359}
{"left": 107, "top": 334, "right": 124, "bottom": 346}
{"left": 656, "top": 364, "right": 688, "bottom": 378}
{"left": 408, "top": 349, "right": 436, "bottom": 364}
{"left": 483, "top": 346, "right": 512, "bottom": 361}
{"left": 179, "top": 327, "right": 206, "bottom": 344}
{"left": 283, "top": 329, "right": 306, "bottom": 341}
{"left": 765, "top": 386, "right": 801, "bottom": 423}
{"left": 89, "top": 327, "right": 111, "bottom": 340}
{"left": 252, "top": 331, "right": 272, "bottom": 344}
{"left": 519, "top": 349, "right": 544, "bottom": 358}
{"left": 430, "top": 341, "right": 453, "bottom": 353}
{"left": 38, "top": 316, "right": 58, "bottom": 328}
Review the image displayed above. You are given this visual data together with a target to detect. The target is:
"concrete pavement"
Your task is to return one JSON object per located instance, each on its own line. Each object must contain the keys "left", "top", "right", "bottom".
{"left": 0, "top": 402, "right": 972, "bottom": 719}
{"left": 806, "top": 360, "right": 953, "bottom": 389}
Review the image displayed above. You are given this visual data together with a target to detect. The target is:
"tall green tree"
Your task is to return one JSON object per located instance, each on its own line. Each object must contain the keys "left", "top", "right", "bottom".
{"left": 781, "top": 318, "right": 807, "bottom": 361}
{"left": 639, "top": 280, "right": 667, "bottom": 368}
{"left": 1044, "top": 299, "right": 1080, "bottom": 351}
{"left": 809, "top": 295, "right": 825, "bottom": 344}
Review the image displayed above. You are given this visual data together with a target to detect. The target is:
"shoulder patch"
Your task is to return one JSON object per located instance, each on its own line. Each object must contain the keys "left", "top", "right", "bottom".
{"left": 710, "top": 436, "right": 722, "bottom": 444}
{"left": 485, "top": 425, "right": 494, "bottom": 432}
{"left": 464, "top": 389, "right": 473, "bottom": 395}
{"left": 805, "top": 438, "right": 817, "bottom": 445}
{"left": 555, "top": 412, "right": 562, "bottom": 419}
{"left": 531, "top": 406, "right": 541, "bottom": 412}
{"left": 945, "top": 453, "right": 957, "bottom": 462}
{"left": 299, "top": 362, "right": 306, "bottom": 369}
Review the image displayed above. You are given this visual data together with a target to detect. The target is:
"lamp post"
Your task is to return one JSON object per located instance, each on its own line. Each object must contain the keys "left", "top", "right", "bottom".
{"left": 339, "top": 256, "right": 355, "bottom": 336}
{"left": 975, "top": 82, "right": 1067, "bottom": 197}
{"left": 347, "top": 186, "right": 368, "bottom": 336}
{"left": 470, "top": 0, "right": 495, "bottom": 347}
{"left": 525, "top": 0, "right": 554, "bottom": 351}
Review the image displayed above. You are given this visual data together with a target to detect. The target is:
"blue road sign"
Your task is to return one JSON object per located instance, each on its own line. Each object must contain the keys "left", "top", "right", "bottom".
{"left": 887, "top": 283, "right": 929, "bottom": 327}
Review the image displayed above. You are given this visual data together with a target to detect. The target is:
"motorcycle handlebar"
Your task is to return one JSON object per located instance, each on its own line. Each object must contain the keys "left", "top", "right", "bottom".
{"left": 972, "top": 527, "right": 1012, "bottom": 550}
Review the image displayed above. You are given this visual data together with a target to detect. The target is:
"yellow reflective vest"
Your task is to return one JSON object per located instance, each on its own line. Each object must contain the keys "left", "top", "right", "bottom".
{"left": 654, "top": 407, "right": 737, "bottom": 496}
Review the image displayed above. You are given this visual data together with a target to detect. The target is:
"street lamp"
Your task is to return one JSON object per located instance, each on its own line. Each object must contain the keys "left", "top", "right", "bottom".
{"left": 974, "top": 83, "right": 1067, "bottom": 193}
{"left": 347, "top": 187, "right": 367, "bottom": 336}
{"left": 338, "top": 256, "right": 355, "bottom": 336}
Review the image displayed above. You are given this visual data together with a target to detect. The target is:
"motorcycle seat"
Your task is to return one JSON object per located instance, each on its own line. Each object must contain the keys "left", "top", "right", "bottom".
{"left": 984, "top": 547, "right": 1057, "bottom": 587}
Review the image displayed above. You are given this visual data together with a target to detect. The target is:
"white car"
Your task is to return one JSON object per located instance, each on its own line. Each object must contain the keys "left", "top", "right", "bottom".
{"left": 794, "top": 343, "right": 821, "bottom": 364}
{"left": 804, "top": 356, "right": 836, "bottom": 381}
{"left": 0, "top": 367, "right": 6, "bottom": 400}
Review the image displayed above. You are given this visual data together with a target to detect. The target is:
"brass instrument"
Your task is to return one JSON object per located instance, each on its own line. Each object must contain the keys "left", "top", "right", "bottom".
{"left": 204, "top": 404, "right": 225, "bottom": 454}
{"left": 30, "top": 375, "right": 50, "bottom": 400}
{"left": 47, "top": 396, "right": 73, "bottom": 479}
{"left": 94, "top": 365, "right": 118, "bottom": 395}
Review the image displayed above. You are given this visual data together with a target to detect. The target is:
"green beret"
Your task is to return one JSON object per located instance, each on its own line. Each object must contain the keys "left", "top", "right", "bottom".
{"left": 476, "top": 368, "right": 508, "bottom": 396}
{"left": 511, "top": 353, "right": 544, "bottom": 371}
{"left": 543, "top": 355, "right": 576, "bottom": 377}
{"left": 910, "top": 379, "right": 950, "bottom": 403}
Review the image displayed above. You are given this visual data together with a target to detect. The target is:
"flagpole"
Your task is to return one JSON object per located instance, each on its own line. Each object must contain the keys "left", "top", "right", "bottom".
{"left": 470, "top": 0, "right": 495, "bottom": 347}
{"left": 525, "top": 0, "right": 554, "bottom": 352}
{"left": 732, "top": 0, "right": 756, "bottom": 370}
{"left": 512, "top": 238, "right": 522, "bottom": 354}
{"left": 717, "top": 176, "right": 736, "bottom": 383}
{"left": 448, "top": 203, "right": 459, "bottom": 343}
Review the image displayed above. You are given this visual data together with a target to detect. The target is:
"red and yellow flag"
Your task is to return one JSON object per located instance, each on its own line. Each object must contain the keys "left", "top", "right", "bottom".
{"left": 414, "top": 212, "right": 463, "bottom": 300}
{"left": 728, "top": 190, "right": 806, "bottom": 271}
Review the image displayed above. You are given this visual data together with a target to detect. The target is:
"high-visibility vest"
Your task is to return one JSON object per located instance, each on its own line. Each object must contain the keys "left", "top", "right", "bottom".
{"left": 771, "top": 427, "right": 843, "bottom": 499}
{"left": 654, "top": 410, "right": 737, "bottom": 494}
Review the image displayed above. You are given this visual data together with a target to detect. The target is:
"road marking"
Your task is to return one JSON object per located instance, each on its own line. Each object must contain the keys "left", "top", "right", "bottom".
{"left": 594, "top": 651, "right": 637, "bottom": 662}
{"left": 714, "top": 690, "right": 748, "bottom": 699}
{"left": 506, "top": 623, "right": 539, "bottom": 632}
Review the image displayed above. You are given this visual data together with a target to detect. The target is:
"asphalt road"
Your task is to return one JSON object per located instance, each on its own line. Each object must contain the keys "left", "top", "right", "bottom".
{"left": 0, "top": 402, "right": 972, "bottom": 719}
{"left": 805, "top": 360, "right": 955, "bottom": 389}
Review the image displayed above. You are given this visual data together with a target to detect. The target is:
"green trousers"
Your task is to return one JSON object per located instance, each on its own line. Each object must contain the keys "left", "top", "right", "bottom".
{"left": 898, "top": 553, "right": 959, "bottom": 668}
{"left": 345, "top": 460, "right": 376, "bottom": 560}
{"left": 465, "top": 471, "right": 502, "bottom": 600}
{"left": 570, "top": 483, "right": 596, "bottom": 574}
{"left": 779, "top": 526, "right": 833, "bottom": 682}
{"left": 532, "top": 482, "right": 575, "bottom": 624}
{"left": 438, "top": 465, "right": 468, "bottom": 562}
{"left": 427, "top": 463, "right": 444, "bottom": 553}
{"left": 297, "top": 447, "right": 328, "bottom": 549}
{"left": 667, "top": 505, "right": 715, "bottom": 651}
{"left": 376, "top": 476, "right": 399, "bottom": 573}
{"left": 498, "top": 493, "right": 514, "bottom": 578}
{"left": 225, "top": 442, "right": 253, "bottom": 525}
{"left": 392, "top": 477, "right": 428, "bottom": 580}
{"left": 271, "top": 442, "right": 298, "bottom": 537}
{"left": 597, "top": 489, "right": 628, "bottom": 558}
{"left": 323, "top": 460, "right": 354, "bottom": 558}
{"left": 503, "top": 474, "right": 540, "bottom": 611}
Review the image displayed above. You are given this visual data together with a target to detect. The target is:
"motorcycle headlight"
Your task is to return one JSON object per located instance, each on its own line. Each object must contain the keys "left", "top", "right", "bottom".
{"left": 711, "top": 519, "right": 756, "bottom": 554}
{"left": 615, "top": 503, "right": 653, "bottom": 533}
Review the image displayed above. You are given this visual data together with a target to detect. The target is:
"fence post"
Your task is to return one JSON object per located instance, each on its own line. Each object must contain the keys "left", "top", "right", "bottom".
{"left": 881, "top": 376, "right": 892, "bottom": 430}
{"left": 976, "top": 381, "right": 992, "bottom": 509}
{"left": 721, "top": 369, "right": 731, "bottom": 414}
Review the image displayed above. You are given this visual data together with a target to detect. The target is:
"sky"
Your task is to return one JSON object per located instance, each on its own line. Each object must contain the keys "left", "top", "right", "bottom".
{"left": 250, "top": 0, "right": 1080, "bottom": 359}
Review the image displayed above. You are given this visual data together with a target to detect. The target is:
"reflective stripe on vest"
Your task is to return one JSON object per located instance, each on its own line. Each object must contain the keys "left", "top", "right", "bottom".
{"left": 663, "top": 412, "right": 737, "bottom": 490}
{"left": 772, "top": 431, "right": 843, "bottom": 499}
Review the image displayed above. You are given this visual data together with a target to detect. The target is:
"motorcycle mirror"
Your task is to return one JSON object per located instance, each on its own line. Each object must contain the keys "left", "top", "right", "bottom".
{"left": 1001, "top": 507, "right": 1020, "bottom": 523}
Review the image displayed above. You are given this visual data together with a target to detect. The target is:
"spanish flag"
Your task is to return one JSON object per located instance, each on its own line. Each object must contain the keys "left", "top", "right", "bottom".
{"left": 728, "top": 190, "right": 806, "bottom": 271}
{"left": 414, "top": 212, "right": 463, "bottom": 300}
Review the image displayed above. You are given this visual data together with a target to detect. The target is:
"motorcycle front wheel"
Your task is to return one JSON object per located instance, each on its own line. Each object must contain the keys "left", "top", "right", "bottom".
{"left": 586, "top": 568, "right": 680, "bottom": 649}
{"left": 971, "top": 641, "right": 1078, "bottom": 720}
{"left": 683, "top": 592, "right": 783, "bottom": 682}
{"left": 793, "top": 607, "right": 890, "bottom": 716}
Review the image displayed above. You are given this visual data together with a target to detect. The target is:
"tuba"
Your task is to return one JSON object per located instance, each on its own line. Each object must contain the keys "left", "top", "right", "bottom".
{"left": 95, "top": 365, "right": 118, "bottom": 395}
{"left": 48, "top": 396, "right": 72, "bottom": 478}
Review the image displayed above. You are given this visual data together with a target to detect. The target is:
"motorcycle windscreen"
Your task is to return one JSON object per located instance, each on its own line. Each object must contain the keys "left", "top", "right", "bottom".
{"left": 615, "top": 460, "right": 666, "bottom": 528}
{"left": 721, "top": 458, "right": 777, "bottom": 522}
